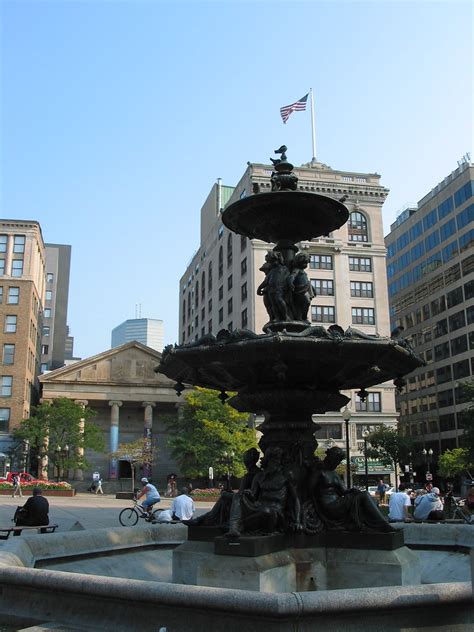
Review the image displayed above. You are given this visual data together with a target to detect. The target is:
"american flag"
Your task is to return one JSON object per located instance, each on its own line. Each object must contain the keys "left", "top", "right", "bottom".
{"left": 280, "top": 93, "right": 309, "bottom": 124}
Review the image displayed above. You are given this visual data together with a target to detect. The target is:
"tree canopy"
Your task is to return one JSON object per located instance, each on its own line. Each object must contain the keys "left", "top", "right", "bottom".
{"left": 13, "top": 398, "right": 105, "bottom": 474}
{"left": 166, "top": 387, "right": 258, "bottom": 479}
{"left": 437, "top": 447, "right": 473, "bottom": 480}
{"left": 365, "top": 426, "right": 414, "bottom": 489}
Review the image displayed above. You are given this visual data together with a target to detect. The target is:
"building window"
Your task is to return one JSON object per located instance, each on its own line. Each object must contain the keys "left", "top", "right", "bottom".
{"left": 0, "top": 259, "right": 4, "bottom": 275}
{"left": 449, "top": 310, "right": 466, "bottom": 332}
{"left": 201, "top": 307, "right": 205, "bottom": 322}
{"left": 40, "top": 363, "right": 48, "bottom": 373}
{"left": 42, "top": 345, "right": 49, "bottom": 355}
{"left": 227, "top": 297, "right": 233, "bottom": 315}
{"left": 434, "top": 318, "right": 448, "bottom": 338}
{"left": 208, "top": 297, "right": 212, "bottom": 312}
{"left": 218, "top": 286, "right": 223, "bottom": 301}
{"left": 0, "top": 287, "right": 2, "bottom": 304}
{"left": 0, "top": 376, "right": 12, "bottom": 397}
{"left": 355, "top": 392, "right": 381, "bottom": 412}
{"left": 11, "top": 260, "right": 23, "bottom": 277}
{"left": 227, "top": 275, "right": 233, "bottom": 291}
{"left": 227, "top": 321, "right": 233, "bottom": 331}
{"left": 451, "top": 334, "right": 467, "bottom": 356}
{"left": 447, "top": 287, "right": 463, "bottom": 308}
{"left": 13, "top": 235, "right": 25, "bottom": 253}
{"left": 2, "top": 344, "right": 15, "bottom": 365}
{"left": 46, "top": 290, "right": 53, "bottom": 301}
{"left": 0, "top": 408, "right": 10, "bottom": 432}
{"left": 0, "top": 235, "right": 7, "bottom": 253}
{"left": 349, "top": 256, "right": 372, "bottom": 272}
{"left": 195, "top": 281, "right": 199, "bottom": 308}
{"left": 218, "top": 307, "right": 223, "bottom": 324}
{"left": 241, "top": 308, "right": 248, "bottom": 328}
{"left": 351, "top": 307, "right": 375, "bottom": 325}
{"left": 4, "top": 315, "right": 17, "bottom": 333}
{"left": 7, "top": 287, "right": 19, "bottom": 304}
{"left": 453, "top": 359, "right": 470, "bottom": 380}
{"left": 310, "top": 254, "right": 333, "bottom": 270}
{"left": 348, "top": 211, "right": 368, "bottom": 242}
{"left": 241, "top": 257, "right": 247, "bottom": 276}
{"left": 43, "top": 325, "right": 50, "bottom": 336}
{"left": 218, "top": 246, "right": 223, "bottom": 279}
{"left": 241, "top": 235, "right": 247, "bottom": 252}
{"left": 241, "top": 282, "right": 247, "bottom": 302}
{"left": 227, "top": 233, "right": 233, "bottom": 268}
{"left": 201, "top": 272, "right": 205, "bottom": 300}
{"left": 350, "top": 281, "right": 373, "bottom": 298}
{"left": 434, "top": 341, "right": 450, "bottom": 361}
{"left": 47, "top": 273, "right": 54, "bottom": 283}
{"left": 208, "top": 319, "right": 212, "bottom": 333}
{"left": 182, "top": 300, "right": 186, "bottom": 324}
{"left": 208, "top": 261, "right": 213, "bottom": 291}
{"left": 218, "top": 225, "right": 224, "bottom": 239}
{"left": 44, "top": 308, "right": 52, "bottom": 318}
{"left": 311, "top": 279, "right": 334, "bottom": 296}
{"left": 315, "top": 423, "right": 342, "bottom": 440}
{"left": 311, "top": 305, "right": 335, "bottom": 323}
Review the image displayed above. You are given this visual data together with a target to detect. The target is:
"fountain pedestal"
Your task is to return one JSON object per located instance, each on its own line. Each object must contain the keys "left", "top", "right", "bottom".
{"left": 173, "top": 537, "right": 421, "bottom": 592}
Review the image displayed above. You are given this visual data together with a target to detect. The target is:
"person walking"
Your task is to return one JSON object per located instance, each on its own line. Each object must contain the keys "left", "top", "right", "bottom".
{"left": 12, "top": 474, "right": 22, "bottom": 498}
{"left": 376, "top": 479, "right": 386, "bottom": 505}
{"left": 95, "top": 476, "right": 104, "bottom": 495}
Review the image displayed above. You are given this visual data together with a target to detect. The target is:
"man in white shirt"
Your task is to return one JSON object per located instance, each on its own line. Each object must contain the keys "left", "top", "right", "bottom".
{"left": 388, "top": 484, "right": 412, "bottom": 522}
{"left": 171, "top": 487, "right": 195, "bottom": 521}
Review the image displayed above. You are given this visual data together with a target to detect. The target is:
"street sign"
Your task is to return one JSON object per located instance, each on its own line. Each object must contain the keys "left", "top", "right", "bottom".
{"left": 351, "top": 456, "right": 393, "bottom": 474}
{"left": 426, "top": 472, "right": 433, "bottom": 481}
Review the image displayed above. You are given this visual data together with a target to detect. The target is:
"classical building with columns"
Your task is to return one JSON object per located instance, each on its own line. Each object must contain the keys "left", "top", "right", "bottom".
{"left": 39, "top": 341, "right": 181, "bottom": 487}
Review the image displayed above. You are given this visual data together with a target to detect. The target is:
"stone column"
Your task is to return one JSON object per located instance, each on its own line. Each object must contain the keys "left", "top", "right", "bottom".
{"left": 108, "top": 400, "right": 122, "bottom": 479}
{"left": 74, "top": 400, "right": 88, "bottom": 481}
{"left": 142, "top": 402, "right": 155, "bottom": 478}
{"left": 38, "top": 399, "right": 52, "bottom": 480}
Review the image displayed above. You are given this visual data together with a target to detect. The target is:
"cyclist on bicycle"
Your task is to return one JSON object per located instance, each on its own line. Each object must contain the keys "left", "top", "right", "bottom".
{"left": 136, "top": 477, "right": 160, "bottom": 520}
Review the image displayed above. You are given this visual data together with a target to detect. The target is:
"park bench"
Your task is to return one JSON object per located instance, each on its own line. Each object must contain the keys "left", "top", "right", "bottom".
{"left": 0, "top": 524, "right": 58, "bottom": 540}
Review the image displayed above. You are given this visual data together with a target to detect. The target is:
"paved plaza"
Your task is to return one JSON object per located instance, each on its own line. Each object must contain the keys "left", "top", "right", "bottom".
{"left": 0, "top": 493, "right": 214, "bottom": 534}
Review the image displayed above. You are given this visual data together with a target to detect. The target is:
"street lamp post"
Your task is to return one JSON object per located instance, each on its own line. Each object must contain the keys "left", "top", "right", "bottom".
{"left": 362, "top": 429, "right": 370, "bottom": 491}
{"left": 342, "top": 406, "right": 352, "bottom": 487}
{"left": 422, "top": 448, "right": 433, "bottom": 482}
{"left": 55, "top": 445, "right": 70, "bottom": 482}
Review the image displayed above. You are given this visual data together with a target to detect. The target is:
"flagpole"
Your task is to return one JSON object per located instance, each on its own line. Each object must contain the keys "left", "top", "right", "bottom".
{"left": 310, "top": 88, "right": 316, "bottom": 162}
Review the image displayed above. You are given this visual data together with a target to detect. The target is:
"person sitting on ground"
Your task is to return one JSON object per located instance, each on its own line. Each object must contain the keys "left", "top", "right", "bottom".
{"left": 136, "top": 477, "right": 160, "bottom": 520}
{"left": 388, "top": 484, "right": 412, "bottom": 522}
{"left": 413, "top": 486, "right": 444, "bottom": 521}
{"left": 14, "top": 487, "right": 49, "bottom": 529}
{"left": 171, "top": 487, "right": 195, "bottom": 521}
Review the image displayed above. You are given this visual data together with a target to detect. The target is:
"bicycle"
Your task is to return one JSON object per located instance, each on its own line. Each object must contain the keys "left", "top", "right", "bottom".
{"left": 447, "top": 497, "right": 474, "bottom": 524}
{"left": 118, "top": 498, "right": 162, "bottom": 526}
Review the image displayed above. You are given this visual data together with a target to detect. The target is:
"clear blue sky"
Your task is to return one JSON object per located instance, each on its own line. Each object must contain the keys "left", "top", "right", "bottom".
{"left": 1, "top": 0, "right": 472, "bottom": 359}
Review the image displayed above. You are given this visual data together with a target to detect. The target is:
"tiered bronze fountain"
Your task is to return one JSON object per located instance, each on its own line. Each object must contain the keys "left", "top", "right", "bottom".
{"left": 157, "top": 146, "right": 424, "bottom": 550}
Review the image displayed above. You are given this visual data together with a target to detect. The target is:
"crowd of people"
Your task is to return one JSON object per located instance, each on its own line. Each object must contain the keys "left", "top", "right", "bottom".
{"left": 387, "top": 482, "right": 474, "bottom": 522}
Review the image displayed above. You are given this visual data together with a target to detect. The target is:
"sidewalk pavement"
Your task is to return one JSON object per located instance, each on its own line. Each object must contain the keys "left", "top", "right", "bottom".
{"left": 0, "top": 493, "right": 215, "bottom": 533}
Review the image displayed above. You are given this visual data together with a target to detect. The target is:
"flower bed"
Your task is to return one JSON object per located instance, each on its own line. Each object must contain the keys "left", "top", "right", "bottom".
{"left": 0, "top": 480, "right": 75, "bottom": 496}
{"left": 190, "top": 488, "right": 224, "bottom": 501}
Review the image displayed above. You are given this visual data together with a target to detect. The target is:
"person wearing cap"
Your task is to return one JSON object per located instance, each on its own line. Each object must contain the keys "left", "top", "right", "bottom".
{"left": 136, "top": 477, "right": 160, "bottom": 520}
{"left": 413, "top": 486, "right": 444, "bottom": 521}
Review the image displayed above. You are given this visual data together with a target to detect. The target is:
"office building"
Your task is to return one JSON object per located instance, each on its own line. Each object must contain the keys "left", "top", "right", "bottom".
{"left": 385, "top": 159, "right": 473, "bottom": 459}
{"left": 40, "top": 243, "right": 73, "bottom": 372}
{"left": 179, "top": 159, "right": 398, "bottom": 485}
{"left": 0, "top": 220, "right": 46, "bottom": 461}
{"left": 111, "top": 318, "right": 164, "bottom": 353}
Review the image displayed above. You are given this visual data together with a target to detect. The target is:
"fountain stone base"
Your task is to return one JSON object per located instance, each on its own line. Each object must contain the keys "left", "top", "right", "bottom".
{"left": 173, "top": 535, "right": 421, "bottom": 592}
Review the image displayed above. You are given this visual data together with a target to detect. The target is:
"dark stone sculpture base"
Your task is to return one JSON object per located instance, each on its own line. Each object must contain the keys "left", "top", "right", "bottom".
{"left": 187, "top": 526, "right": 225, "bottom": 542}
{"left": 208, "top": 528, "right": 404, "bottom": 557}
{"left": 215, "top": 533, "right": 287, "bottom": 557}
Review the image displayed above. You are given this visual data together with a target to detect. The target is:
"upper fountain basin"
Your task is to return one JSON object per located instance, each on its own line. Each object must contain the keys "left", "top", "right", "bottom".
{"left": 222, "top": 191, "right": 349, "bottom": 244}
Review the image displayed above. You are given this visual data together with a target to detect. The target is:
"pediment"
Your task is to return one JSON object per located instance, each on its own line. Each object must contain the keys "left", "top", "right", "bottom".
{"left": 40, "top": 341, "right": 173, "bottom": 386}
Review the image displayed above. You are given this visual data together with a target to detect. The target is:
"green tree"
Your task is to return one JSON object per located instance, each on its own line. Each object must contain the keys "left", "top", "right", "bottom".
{"left": 13, "top": 398, "right": 105, "bottom": 478}
{"left": 166, "top": 387, "right": 258, "bottom": 480}
{"left": 437, "top": 448, "right": 473, "bottom": 480}
{"left": 110, "top": 438, "right": 151, "bottom": 491}
{"left": 365, "top": 426, "right": 414, "bottom": 491}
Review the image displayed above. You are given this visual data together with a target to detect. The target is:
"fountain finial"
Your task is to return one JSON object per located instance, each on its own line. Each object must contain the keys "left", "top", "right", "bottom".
{"left": 270, "top": 145, "right": 298, "bottom": 191}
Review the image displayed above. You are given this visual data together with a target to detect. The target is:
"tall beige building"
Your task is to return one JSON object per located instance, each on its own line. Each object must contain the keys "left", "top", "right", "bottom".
{"left": 179, "top": 160, "right": 398, "bottom": 485}
{"left": 0, "top": 220, "right": 46, "bottom": 467}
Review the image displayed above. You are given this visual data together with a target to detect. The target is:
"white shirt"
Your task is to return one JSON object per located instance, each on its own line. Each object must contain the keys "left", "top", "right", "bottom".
{"left": 144, "top": 483, "right": 160, "bottom": 501}
{"left": 171, "top": 494, "right": 195, "bottom": 520}
{"left": 388, "top": 491, "right": 411, "bottom": 521}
